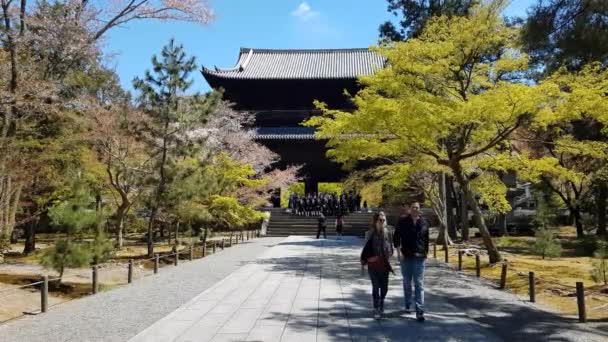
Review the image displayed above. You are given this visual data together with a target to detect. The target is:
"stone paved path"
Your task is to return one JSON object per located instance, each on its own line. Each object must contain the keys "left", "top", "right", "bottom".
{"left": 0, "top": 237, "right": 284, "bottom": 342}
{"left": 2, "top": 236, "right": 607, "bottom": 342}
{"left": 130, "top": 236, "right": 607, "bottom": 342}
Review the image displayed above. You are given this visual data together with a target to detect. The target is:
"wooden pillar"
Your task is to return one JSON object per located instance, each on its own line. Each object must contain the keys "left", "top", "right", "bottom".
{"left": 458, "top": 251, "right": 463, "bottom": 271}
{"left": 529, "top": 272, "right": 536, "bottom": 303}
{"left": 41, "top": 275, "right": 48, "bottom": 313}
{"left": 128, "top": 259, "right": 134, "bottom": 284}
{"left": 92, "top": 266, "right": 99, "bottom": 294}
{"left": 475, "top": 254, "right": 480, "bottom": 277}
{"left": 154, "top": 254, "right": 159, "bottom": 274}
{"left": 174, "top": 251, "right": 178, "bottom": 266}
{"left": 576, "top": 282, "right": 587, "bottom": 323}
{"left": 500, "top": 262, "right": 508, "bottom": 289}
{"left": 304, "top": 178, "right": 318, "bottom": 195}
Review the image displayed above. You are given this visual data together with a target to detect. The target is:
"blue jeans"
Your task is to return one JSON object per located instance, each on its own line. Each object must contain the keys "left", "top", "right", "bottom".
{"left": 368, "top": 268, "right": 389, "bottom": 310}
{"left": 400, "top": 257, "right": 425, "bottom": 313}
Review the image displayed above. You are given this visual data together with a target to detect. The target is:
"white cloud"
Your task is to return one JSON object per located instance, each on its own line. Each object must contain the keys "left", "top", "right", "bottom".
{"left": 291, "top": 2, "right": 319, "bottom": 21}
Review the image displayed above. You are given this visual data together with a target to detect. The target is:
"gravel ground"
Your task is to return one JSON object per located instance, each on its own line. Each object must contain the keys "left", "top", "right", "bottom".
{"left": 0, "top": 237, "right": 284, "bottom": 342}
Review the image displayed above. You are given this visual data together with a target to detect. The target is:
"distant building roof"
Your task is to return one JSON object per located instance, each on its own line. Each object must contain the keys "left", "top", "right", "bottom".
{"left": 202, "top": 47, "right": 386, "bottom": 81}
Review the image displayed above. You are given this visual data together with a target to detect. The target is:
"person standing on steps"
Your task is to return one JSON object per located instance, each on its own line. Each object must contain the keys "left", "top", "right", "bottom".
{"left": 335, "top": 213, "right": 345, "bottom": 240}
{"left": 316, "top": 213, "right": 327, "bottom": 239}
{"left": 393, "top": 201, "right": 429, "bottom": 322}
{"left": 361, "top": 212, "right": 394, "bottom": 319}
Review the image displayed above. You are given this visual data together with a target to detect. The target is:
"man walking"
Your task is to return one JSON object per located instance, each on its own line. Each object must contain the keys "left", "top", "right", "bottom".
{"left": 393, "top": 202, "right": 429, "bottom": 322}
{"left": 316, "top": 213, "right": 327, "bottom": 239}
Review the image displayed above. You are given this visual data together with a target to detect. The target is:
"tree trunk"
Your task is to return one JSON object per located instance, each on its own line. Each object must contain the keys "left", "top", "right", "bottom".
{"left": 435, "top": 221, "right": 452, "bottom": 246}
{"left": 146, "top": 208, "right": 156, "bottom": 257}
{"left": 453, "top": 164, "right": 502, "bottom": 263}
{"left": 498, "top": 213, "right": 508, "bottom": 237}
{"left": 435, "top": 172, "right": 452, "bottom": 246}
{"left": 117, "top": 218, "right": 124, "bottom": 250}
{"left": 175, "top": 221, "right": 180, "bottom": 245}
{"left": 23, "top": 216, "right": 37, "bottom": 255}
{"left": 114, "top": 203, "right": 129, "bottom": 250}
{"left": 572, "top": 206, "right": 585, "bottom": 239}
{"left": 597, "top": 183, "right": 607, "bottom": 236}
{"left": 461, "top": 192, "right": 469, "bottom": 241}
{"left": 447, "top": 177, "right": 458, "bottom": 239}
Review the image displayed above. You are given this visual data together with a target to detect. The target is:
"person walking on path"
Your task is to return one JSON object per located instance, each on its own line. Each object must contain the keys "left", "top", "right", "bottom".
{"left": 361, "top": 212, "right": 394, "bottom": 319}
{"left": 335, "top": 213, "right": 345, "bottom": 240}
{"left": 393, "top": 202, "right": 429, "bottom": 322}
{"left": 316, "top": 213, "right": 327, "bottom": 239}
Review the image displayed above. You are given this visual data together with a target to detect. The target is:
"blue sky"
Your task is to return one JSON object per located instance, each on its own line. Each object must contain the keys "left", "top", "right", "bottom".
{"left": 104, "top": 0, "right": 537, "bottom": 93}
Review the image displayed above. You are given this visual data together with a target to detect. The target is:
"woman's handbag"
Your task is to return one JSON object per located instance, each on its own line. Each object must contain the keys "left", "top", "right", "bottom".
{"left": 366, "top": 255, "right": 389, "bottom": 273}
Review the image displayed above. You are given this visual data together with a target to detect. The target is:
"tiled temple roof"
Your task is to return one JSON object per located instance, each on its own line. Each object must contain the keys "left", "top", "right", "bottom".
{"left": 202, "top": 48, "right": 385, "bottom": 80}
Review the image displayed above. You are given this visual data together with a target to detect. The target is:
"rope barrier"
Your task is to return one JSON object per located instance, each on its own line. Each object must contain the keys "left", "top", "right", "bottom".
{"left": 0, "top": 280, "right": 44, "bottom": 295}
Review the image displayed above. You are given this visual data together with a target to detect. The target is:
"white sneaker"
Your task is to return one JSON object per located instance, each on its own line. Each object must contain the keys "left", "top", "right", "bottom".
{"left": 373, "top": 310, "right": 381, "bottom": 320}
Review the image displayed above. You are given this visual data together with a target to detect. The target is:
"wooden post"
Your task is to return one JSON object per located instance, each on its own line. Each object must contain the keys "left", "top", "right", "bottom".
{"left": 41, "top": 275, "right": 48, "bottom": 313}
{"left": 576, "top": 282, "right": 587, "bottom": 323}
{"left": 444, "top": 245, "right": 449, "bottom": 263}
{"left": 529, "top": 272, "right": 536, "bottom": 303}
{"left": 229, "top": 236, "right": 233, "bottom": 246}
{"left": 475, "top": 254, "right": 480, "bottom": 277}
{"left": 202, "top": 244, "right": 206, "bottom": 257}
{"left": 189, "top": 246, "right": 194, "bottom": 261}
{"left": 128, "top": 259, "right": 134, "bottom": 284}
{"left": 499, "top": 262, "right": 508, "bottom": 289}
{"left": 212, "top": 242, "right": 216, "bottom": 254}
{"left": 174, "top": 251, "right": 179, "bottom": 266}
{"left": 92, "top": 266, "right": 99, "bottom": 294}
{"left": 458, "top": 250, "right": 463, "bottom": 271}
{"left": 221, "top": 239, "right": 225, "bottom": 250}
{"left": 154, "top": 254, "right": 159, "bottom": 274}
{"left": 433, "top": 243, "right": 437, "bottom": 259}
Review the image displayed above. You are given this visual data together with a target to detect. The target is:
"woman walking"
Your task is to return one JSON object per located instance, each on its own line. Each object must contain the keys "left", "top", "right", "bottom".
{"left": 361, "top": 212, "right": 394, "bottom": 319}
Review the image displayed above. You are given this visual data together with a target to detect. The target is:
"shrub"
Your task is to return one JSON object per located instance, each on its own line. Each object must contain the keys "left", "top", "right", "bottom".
{"left": 591, "top": 241, "right": 608, "bottom": 285}
{"left": 533, "top": 228, "right": 562, "bottom": 259}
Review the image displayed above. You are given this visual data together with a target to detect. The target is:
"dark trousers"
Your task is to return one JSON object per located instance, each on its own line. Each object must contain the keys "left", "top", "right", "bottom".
{"left": 316, "top": 226, "right": 327, "bottom": 239}
{"left": 368, "top": 268, "right": 389, "bottom": 310}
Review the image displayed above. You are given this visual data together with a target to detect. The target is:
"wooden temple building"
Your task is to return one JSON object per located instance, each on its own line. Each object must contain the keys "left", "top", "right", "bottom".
{"left": 202, "top": 48, "right": 385, "bottom": 194}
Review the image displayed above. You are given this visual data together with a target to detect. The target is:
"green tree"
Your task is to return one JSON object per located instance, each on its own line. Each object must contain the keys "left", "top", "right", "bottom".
{"left": 522, "top": 0, "right": 608, "bottom": 238}
{"left": 591, "top": 241, "right": 608, "bottom": 285}
{"left": 522, "top": 0, "right": 608, "bottom": 74}
{"left": 133, "top": 39, "right": 220, "bottom": 256}
{"left": 532, "top": 227, "right": 562, "bottom": 259}
{"left": 307, "top": 3, "right": 542, "bottom": 263}
{"left": 379, "top": 0, "right": 479, "bottom": 41}
{"left": 41, "top": 177, "right": 110, "bottom": 280}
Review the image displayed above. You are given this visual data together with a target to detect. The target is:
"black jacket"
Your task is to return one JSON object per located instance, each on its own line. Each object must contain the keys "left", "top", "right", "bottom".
{"left": 361, "top": 232, "right": 394, "bottom": 274}
{"left": 393, "top": 215, "right": 429, "bottom": 258}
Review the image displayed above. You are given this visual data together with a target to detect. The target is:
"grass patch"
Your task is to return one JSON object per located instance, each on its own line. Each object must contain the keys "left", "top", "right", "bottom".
{"left": 445, "top": 236, "right": 608, "bottom": 320}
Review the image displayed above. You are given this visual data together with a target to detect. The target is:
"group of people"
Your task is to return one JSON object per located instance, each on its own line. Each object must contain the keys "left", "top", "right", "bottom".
{"left": 288, "top": 192, "right": 367, "bottom": 217}
{"left": 361, "top": 202, "right": 429, "bottom": 322}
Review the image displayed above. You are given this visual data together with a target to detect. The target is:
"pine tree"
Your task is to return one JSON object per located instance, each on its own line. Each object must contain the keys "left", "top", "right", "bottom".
{"left": 42, "top": 176, "right": 110, "bottom": 280}
{"left": 532, "top": 228, "right": 562, "bottom": 259}
{"left": 133, "top": 39, "right": 220, "bottom": 256}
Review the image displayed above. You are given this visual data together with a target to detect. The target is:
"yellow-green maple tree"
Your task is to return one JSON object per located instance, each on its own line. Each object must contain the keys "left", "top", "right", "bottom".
{"left": 306, "top": 3, "right": 548, "bottom": 263}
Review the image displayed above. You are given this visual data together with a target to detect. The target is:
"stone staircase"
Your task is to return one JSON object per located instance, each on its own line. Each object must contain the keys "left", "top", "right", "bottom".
{"left": 265, "top": 208, "right": 375, "bottom": 237}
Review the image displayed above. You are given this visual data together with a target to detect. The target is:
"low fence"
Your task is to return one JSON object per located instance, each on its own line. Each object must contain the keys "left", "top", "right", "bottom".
{"left": 431, "top": 243, "right": 608, "bottom": 323}
{"left": 0, "top": 230, "right": 260, "bottom": 324}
